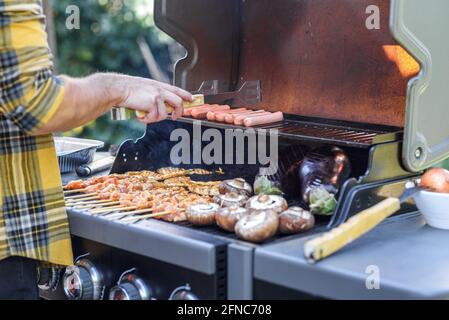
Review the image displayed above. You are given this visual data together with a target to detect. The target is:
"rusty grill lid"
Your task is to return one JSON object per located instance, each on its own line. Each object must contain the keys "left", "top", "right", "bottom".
{"left": 155, "top": 0, "right": 449, "bottom": 172}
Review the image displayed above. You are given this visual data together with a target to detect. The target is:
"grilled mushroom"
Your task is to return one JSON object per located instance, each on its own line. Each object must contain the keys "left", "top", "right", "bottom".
{"left": 186, "top": 203, "right": 220, "bottom": 226}
{"left": 278, "top": 207, "right": 315, "bottom": 234}
{"left": 213, "top": 192, "right": 248, "bottom": 207}
{"left": 246, "top": 194, "right": 288, "bottom": 214}
{"left": 219, "top": 178, "right": 253, "bottom": 197}
{"left": 235, "top": 210, "right": 279, "bottom": 243}
{"left": 215, "top": 206, "right": 249, "bottom": 232}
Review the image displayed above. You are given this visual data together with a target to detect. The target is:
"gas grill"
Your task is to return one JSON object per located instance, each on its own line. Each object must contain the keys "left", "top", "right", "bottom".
{"left": 40, "top": 0, "right": 449, "bottom": 300}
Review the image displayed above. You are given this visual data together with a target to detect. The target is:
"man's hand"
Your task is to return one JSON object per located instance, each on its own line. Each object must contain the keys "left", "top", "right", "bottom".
{"left": 117, "top": 76, "right": 192, "bottom": 123}
{"left": 33, "top": 73, "right": 193, "bottom": 135}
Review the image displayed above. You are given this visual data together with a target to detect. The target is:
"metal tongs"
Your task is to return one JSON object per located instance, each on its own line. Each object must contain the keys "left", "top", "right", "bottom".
{"left": 111, "top": 80, "right": 261, "bottom": 120}
{"left": 193, "top": 80, "right": 261, "bottom": 106}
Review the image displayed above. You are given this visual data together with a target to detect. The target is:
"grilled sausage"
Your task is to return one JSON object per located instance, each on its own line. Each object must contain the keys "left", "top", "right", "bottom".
{"left": 184, "top": 104, "right": 211, "bottom": 117}
{"left": 225, "top": 109, "right": 263, "bottom": 124}
{"left": 233, "top": 110, "right": 269, "bottom": 125}
{"left": 214, "top": 108, "right": 247, "bottom": 122}
{"left": 191, "top": 105, "right": 231, "bottom": 119}
{"left": 206, "top": 110, "right": 217, "bottom": 121}
{"left": 243, "top": 112, "right": 284, "bottom": 127}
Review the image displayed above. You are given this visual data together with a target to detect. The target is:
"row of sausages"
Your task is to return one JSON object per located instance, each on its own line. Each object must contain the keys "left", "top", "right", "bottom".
{"left": 183, "top": 104, "right": 284, "bottom": 127}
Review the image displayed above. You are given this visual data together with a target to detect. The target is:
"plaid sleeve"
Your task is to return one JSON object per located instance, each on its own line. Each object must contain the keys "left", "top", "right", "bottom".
{"left": 0, "top": 1, "right": 65, "bottom": 134}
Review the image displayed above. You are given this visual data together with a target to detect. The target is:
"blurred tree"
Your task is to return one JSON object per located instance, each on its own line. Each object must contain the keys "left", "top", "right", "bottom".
{"left": 51, "top": 0, "right": 183, "bottom": 148}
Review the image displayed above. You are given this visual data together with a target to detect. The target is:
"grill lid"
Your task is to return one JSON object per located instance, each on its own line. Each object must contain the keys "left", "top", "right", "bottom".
{"left": 391, "top": 0, "right": 449, "bottom": 172}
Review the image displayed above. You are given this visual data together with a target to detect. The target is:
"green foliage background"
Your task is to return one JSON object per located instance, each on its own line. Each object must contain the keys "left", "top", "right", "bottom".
{"left": 52, "top": 0, "right": 176, "bottom": 148}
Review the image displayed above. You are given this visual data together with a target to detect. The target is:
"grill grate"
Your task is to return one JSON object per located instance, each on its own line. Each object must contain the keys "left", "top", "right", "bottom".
{"left": 173, "top": 218, "right": 329, "bottom": 245}
{"left": 175, "top": 114, "right": 403, "bottom": 148}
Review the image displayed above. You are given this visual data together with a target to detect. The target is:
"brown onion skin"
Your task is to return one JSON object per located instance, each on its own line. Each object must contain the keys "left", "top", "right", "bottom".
{"left": 421, "top": 168, "right": 449, "bottom": 193}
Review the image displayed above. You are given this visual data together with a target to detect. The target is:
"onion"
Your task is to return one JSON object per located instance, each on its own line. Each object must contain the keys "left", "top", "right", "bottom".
{"left": 420, "top": 168, "right": 449, "bottom": 193}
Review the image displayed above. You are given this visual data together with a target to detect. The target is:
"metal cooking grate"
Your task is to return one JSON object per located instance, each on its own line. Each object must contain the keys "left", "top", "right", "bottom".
{"left": 175, "top": 114, "right": 403, "bottom": 148}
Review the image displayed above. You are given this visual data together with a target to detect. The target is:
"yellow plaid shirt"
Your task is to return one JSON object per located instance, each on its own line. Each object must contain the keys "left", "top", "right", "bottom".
{"left": 0, "top": 0, "right": 73, "bottom": 266}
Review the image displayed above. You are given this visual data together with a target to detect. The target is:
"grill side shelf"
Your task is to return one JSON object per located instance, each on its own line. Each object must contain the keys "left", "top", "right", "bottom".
{"left": 173, "top": 114, "right": 403, "bottom": 148}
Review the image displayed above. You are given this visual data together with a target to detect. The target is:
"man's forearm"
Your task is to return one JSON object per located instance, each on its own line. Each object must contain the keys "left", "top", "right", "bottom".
{"left": 32, "top": 72, "right": 192, "bottom": 136}
{"left": 33, "top": 73, "right": 124, "bottom": 135}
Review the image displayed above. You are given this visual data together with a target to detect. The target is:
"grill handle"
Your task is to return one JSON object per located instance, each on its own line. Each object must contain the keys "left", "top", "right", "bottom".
{"left": 304, "top": 197, "right": 401, "bottom": 263}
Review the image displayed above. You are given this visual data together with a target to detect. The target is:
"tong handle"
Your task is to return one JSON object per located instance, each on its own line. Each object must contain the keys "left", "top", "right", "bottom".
{"left": 304, "top": 197, "right": 401, "bottom": 263}
{"left": 135, "top": 94, "right": 205, "bottom": 119}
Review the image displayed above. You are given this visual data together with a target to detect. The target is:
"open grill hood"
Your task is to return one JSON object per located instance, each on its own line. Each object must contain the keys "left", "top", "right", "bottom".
{"left": 154, "top": 0, "right": 449, "bottom": 172}
{"left": 391, "top": 0, "right": 449, "bottom": 171}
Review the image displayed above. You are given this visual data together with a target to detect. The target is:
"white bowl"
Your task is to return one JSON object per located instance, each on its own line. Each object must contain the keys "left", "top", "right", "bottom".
{"left": 414, "top": 190, "right": 449, "bottom": 230}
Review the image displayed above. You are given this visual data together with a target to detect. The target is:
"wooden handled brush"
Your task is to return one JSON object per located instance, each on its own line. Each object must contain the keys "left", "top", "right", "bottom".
{"left": 304, "top": 187, "right": 423, "bottom": 263}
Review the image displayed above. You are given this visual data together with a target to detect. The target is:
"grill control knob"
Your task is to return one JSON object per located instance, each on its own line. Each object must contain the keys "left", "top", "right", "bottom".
{"left": 63, "top": 258, "right": 104, "bottom": 300}
{"left": 109, "top": 282, "right": 141, "bottom": 300}
{"left": 109, "top": 273, "right": 151, "bottom": 300}
{"left": 169, "top": 284, "right": 199, "bottom": 300}
{"left": 37, "top": 267, "right": 61, "bottom": 292}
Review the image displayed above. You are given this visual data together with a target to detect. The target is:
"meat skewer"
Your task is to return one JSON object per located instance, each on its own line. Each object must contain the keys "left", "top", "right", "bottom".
{"left": 90, "top": 205, "right": 137, "bottom": 214}
{"left": 66, "top": 195, "right": 99, "bottom": 202}
{"left": 72, "top": 199, "right": 118, "bottom": 206}
{"left": 71, "top": 201, "right": 121, "bottom": 209}
{"left": 121, "top": 210, "right": 180, "bottom": 224}
{"left": 64, "top": 167, "right": 225, "bottom": 223}
{"left": 64, "top": 189, "right": 88, "bottom": 195}
{"left": 65, "top": 193, "right": 98, "bottom": 199}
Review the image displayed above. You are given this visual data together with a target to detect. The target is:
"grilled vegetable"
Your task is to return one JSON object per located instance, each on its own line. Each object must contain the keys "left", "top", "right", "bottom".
{"left": 254, "top": 175, "right": 283, "bottom": 196}
{"left": 235, "top": 210, "right": 279, "bottom": 243}
{"left": 246, "top": 194, "right": 288, "bottom": 214}
{"left": 213, "top": 192, "right": 248, "bottom": 207}
{"left": 279, "top": 207, "right": 315, "bottom": 234}
{"left": 299, "top": 146, "right": 351, "bottom": 204}
{"left": 219, "top": 178, "right": 253, "bottom": 197}
{"left": 215, "top": 206, "right": 249, "bottom": 232}
{"left": 309, "top": 186, "right": 337, "bottom": 215}
{"left": 420, "top": 168, "right": 449, "bottom": 193}
{"left": 186, "top": 203, "right": 220, "bottom": 226}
